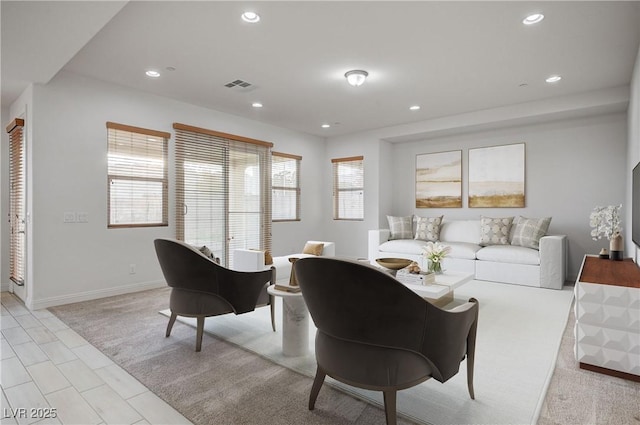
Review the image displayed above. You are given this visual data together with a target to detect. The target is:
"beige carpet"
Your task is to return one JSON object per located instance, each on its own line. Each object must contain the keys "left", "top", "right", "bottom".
{"left": 162, "top": 280, "right": 576, "bottom": 425}
{"left": 49, "top": 287, "right": 417, "bottom": 425}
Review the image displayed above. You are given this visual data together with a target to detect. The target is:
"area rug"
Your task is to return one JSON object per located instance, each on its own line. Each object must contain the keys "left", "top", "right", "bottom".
{"left": 49, "top": 287, "right": 413, "bottom": 425}
{"left": 163, "top": 280, "right": 575, "bottom": 425}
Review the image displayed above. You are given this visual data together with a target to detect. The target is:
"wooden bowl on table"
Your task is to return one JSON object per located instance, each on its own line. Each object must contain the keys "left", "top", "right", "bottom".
{"left": 375, "top": 258, "right": 412, "bottom": 270}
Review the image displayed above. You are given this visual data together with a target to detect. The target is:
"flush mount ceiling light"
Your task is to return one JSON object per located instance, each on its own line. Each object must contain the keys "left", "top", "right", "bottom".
{"left": 409, "top": 105, "right": 421, "bottom": 111}
{"left": 241, "top": 11, "right": 260, "bottom": 23}
{"left": 252, "top": 102, "right": 263, "bottom": 108}
{"left": 545, "top": 75, "right": 562, "bottom": 83}
{"left": 522, "top": 13, "right": 544, "bottom": 25}
{"left": 345, "top": 70, "right": 368, "bottom": 87}
{"left": 321, "top": 124, "right": 331, "bottom": 128}
{"left": 145, "top": 70, "right": 160, "bottom": 78}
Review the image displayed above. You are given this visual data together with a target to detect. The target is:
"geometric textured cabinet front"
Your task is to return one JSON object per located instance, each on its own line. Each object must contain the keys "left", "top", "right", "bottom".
{"left": 574, "top": 280, "right": 640, "bottom": 376}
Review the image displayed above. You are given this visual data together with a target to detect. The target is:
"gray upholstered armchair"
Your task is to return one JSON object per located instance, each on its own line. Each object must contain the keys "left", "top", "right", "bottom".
{"left": 294, "top": 257, "right": 479, "bottom": 425}
{"left": 154, "top": 238, "right": 276, "bottom": 352}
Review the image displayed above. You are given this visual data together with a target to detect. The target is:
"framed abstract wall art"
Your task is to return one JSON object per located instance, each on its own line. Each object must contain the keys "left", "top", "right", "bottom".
{"left": 415, "top": 150, "right": 462, "bottom": 208}
{"left": 468, "top": 143, "right": 525, "bottom": 208}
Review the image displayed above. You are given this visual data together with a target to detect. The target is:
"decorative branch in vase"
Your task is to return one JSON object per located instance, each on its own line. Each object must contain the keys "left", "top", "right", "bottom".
{"left": 589, "top": 204, "right": 623, "bottom": 260}
{"left": 421, "top": 241, "right": 451, "bottom": 274}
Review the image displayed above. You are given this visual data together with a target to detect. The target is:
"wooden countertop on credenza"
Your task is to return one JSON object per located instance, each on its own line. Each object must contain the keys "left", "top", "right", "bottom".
{"left": 579, "top": 256, "right": 640, "bottom": 288}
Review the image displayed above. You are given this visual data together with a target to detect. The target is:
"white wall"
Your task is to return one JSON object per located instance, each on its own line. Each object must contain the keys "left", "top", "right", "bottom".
{"left": 628, "top": 44, "right": 640, "bottom": 262}
{"left": 6, "top": 71, "right": 325, "bottom": 309}
{"left": 391, "top": 114, "right": 627, "bottom": 279}
{"left": 1, "top": 106, "right": 9, "bottom": 292}
{"left": 325, "top": 110, "right": 628, "bottom": 280}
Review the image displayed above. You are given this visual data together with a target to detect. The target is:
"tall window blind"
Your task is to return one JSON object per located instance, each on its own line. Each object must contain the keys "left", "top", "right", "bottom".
{"left": 173, "top": 123, "right": 272, "bottom": 267}
{"left": 332, "top": 156, "right": 364, "bottom": 220}
{"left": 7, "top": 118, "right": 25, "bottom": 285}
{"left": 107, "top": 122, "right": 169, "bottom": 228}
{"left": 272, "top": 152, "right": 301, "bottom": 221}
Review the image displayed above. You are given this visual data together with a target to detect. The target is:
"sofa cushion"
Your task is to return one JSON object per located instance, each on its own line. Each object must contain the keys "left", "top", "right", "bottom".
{"left": 511, "top": 216, "right": 551, "bottom": 250}
{"left": 439, "top": 220, "right": 482, "bottom": 244}
{"left": 414, "top": 215, "right": 443, "bottom": 241}
{"left": 249, "top": 248, "right": 273, "bottom": 265}
{"left": 476, "top": 245, "right": 540, "bottom": 265}
{"left": 444, "top": 242, "right": 483, "bottom": 260}
{"left": 379, "top": 239, "right": 426, "bottom": 255}
{"left": 479, "top": 216, "right": 514, "bottom": 246}
{"left": 387, "top": 215, "right": 414, "bottom": 240}
{"left": 302, "top": 242, "right": 324, "bottom": 256}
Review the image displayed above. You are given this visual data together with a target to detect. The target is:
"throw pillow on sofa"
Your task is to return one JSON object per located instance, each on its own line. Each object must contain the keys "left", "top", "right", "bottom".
{"left": 480, "top": 216, "right": 514, "bottom": 246}
{"left": 302, "top": 242, "right": 324, "bottom": 256}
{"left": 414, "top": 215, "right": 443, "bottom": 241}
{"left": 511, "top": 216, "right": 552, "bottom": 250}
{"left": 387, "top": 215, "right": 413, "bottom": 240}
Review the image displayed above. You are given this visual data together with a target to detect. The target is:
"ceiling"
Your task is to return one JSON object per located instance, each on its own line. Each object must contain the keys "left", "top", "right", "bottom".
{"left": 2, "top": 1, "right": 640, "bottom": 138}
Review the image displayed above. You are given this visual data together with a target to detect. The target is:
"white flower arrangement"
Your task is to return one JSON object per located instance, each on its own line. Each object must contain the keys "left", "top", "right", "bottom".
{"left": 589, "top": 204, "right": 622, "bottom": 241}
{"left": 421, "top": 241, "right": 451, "bottom": 273}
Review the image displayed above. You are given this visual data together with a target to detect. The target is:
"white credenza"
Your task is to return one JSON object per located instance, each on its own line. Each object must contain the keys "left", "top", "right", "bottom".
{"left": 574, "top": 255, "right": 640, "bottom": 381}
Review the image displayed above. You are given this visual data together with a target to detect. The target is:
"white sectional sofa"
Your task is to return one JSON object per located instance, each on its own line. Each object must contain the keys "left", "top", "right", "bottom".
{"left": 234, "top": 241, "right": 335, "bottom": 283}
{"left": 368, "top": 219, "right": 567, "bottom": 289}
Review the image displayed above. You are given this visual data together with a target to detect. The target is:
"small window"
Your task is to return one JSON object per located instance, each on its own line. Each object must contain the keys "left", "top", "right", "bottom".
{"left": 272, "top": 152, "right": 301, "bottom": 221}
{"left": 332, "top": 156, "right": 364, "bottom": 220}
{"left": 107, "top": 122, "right": 170, "bottom": 228}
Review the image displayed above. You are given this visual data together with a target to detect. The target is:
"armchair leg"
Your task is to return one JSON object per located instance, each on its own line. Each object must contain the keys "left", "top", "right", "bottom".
{"left": 195, "top": 316, "right": 205, "bottom": 352}
{"left": 467, "top": 352, "right": 475, "bottom": 400}
{"left": 166, "top": 312, "right": 177, "bottom": 337}
{"left": 383, "top": 391, "right": 397, "bottom": 425}
{"left": 270, "top": 295, "right": 276, "bottom": 332}
{"left": 467, "top": 298, "right": 478, "bottom": 400}
{"left": 308, "top": 366, "right": 326, "bottom": 410}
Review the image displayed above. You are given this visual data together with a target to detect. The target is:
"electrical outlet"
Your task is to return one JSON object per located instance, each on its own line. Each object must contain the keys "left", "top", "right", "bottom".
{"left": 77, "top": 212, "right": 88, "bottom": 223}
{"left": 129, "top": 264, "right": 136, "bottom": 274}
{"left": 63, "top": 212, "right": 76, "bottom": 223}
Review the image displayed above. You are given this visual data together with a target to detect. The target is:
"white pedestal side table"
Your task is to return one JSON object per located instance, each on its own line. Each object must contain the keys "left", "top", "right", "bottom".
{"left": 267, "top": 286, "right": 309, "bottom": 356}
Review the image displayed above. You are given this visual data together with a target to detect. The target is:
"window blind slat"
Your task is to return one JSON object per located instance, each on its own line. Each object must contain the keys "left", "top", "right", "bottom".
{"left": 272, "top": 153, "right": 300, "bottom": 221}
{"left": 332, "top": 157, "right": 364, "bottom": 220}
{"left": 107, "top": 123, "right": 168, "bottom": 228}
{"left": 174, "top": 125, "right": 271, "bottom": 267}
{"left": 7, "top": 119, "right": 25, "bottom": 285}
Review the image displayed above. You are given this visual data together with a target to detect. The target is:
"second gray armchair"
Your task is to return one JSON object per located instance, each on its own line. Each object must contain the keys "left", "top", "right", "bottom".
{"left": 294, "top": 257, "right": 479, "bottom": 425}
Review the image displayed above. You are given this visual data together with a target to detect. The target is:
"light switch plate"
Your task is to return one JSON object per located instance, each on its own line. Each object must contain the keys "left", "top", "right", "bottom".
{"left": 63, "top": 212, "right": 76, "bottom": 223}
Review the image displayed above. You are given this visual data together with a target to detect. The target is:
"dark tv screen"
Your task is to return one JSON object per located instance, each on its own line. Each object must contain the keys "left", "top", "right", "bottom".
{"left": 633, "top": 162, "right": 640, "bottom": 247}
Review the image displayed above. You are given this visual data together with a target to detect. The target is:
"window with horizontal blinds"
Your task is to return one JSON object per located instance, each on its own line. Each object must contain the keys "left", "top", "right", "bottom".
{"left": 173, "top": 123, "right": 272, "bottom": 267}
{"left": 272, "top": 152, "right": 301, "bottom": 221}
{"left": 332, "top": 156, "right": 364, "bottom": 220}
{"left": 7, "top": 118, "right": 25, "bottom": 285}
{"left": 107, "top": 122, "right": 169, "bottom": 228}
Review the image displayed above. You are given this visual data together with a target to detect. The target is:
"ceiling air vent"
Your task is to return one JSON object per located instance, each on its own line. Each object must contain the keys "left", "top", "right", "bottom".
{"left": 224, "top": 79, "right": 252, "bottom": 88}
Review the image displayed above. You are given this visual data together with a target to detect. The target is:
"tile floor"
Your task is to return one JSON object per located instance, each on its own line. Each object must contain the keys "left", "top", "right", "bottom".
{"left": 0, "top": 292, "right": 193, "bottom": 425}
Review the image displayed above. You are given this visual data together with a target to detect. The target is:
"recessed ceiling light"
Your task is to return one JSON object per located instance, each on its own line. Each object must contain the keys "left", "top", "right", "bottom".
{"left": 145, "top": 70, "right": 160, "bottom": 78}
{"left": 409, "top": 105, "right": 421, "bottom": 111}
{"left": 522, "top": 13, "right": 544, "bottom": 25}
{"left": 252, "top": 102, "right": 263, "bottom": 108}
{"left": 545, "top": 75, "right": 562, "bottom": 83}
{"left": 165, "top": 66, "right": 176, "bottom": 72}
{"left": 321, "top": 124, "right": 331, "bottom": 128}
{"left": 241, "top": 12, "right": 260, "bottom": 23}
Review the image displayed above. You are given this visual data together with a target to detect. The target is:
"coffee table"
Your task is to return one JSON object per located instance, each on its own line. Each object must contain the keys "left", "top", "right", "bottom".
{"left": 399, "top": 271, "right": 473, "bottom": 308}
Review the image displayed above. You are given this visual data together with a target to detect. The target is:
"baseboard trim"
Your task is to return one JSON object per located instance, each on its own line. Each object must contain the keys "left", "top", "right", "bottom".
{"left": 29, "top": 280, "right": 166, "bottom": 310}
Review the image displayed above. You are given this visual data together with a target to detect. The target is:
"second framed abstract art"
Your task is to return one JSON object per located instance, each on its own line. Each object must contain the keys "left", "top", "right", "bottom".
{"left": 468, "top": 143, "right": 525, "bottom": 208}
